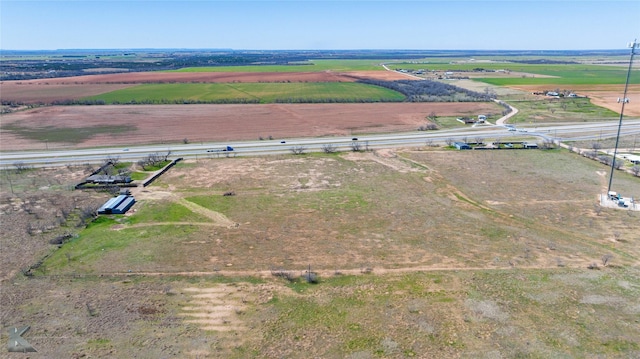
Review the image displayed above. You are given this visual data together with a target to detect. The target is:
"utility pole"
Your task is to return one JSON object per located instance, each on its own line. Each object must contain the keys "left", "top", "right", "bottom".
{"left": 607, "top": 39, "right": 638, "bottom": 194}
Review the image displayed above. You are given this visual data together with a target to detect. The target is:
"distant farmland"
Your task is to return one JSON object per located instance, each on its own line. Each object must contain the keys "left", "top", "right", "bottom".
{"left": 168, "top": 59, "right": 388, "bottom": 73}
{"left": 393, "top": 62, "right": 640, "bottom": 86}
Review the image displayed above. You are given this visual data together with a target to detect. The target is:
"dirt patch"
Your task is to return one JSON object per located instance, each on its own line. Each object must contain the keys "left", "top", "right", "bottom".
{"left": 180, "top": 285, "right": 250, "bottom": 332}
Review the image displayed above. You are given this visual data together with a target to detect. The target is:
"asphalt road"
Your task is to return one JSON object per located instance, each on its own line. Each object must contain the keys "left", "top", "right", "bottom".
{"left": 2, "top": 119, "right": 640, "bottom": 168}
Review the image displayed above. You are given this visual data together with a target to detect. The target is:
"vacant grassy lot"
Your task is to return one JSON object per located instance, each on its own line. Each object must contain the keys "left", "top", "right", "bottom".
{"left": 41, "top": 149, "right": 638, "bottom": 276}
{"left": 503, "top": 97, "right": 621, "bottom": 124}
{"left": 83, "top": 82, "right": 405, "bottom": 104}
{"left": 2, "top": 148, "right": 639, "bottom": 358}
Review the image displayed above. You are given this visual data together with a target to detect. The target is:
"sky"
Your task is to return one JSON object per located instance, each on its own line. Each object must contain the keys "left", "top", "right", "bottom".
{"left": 1, "top": 0, "right": 639, "bottom": 51}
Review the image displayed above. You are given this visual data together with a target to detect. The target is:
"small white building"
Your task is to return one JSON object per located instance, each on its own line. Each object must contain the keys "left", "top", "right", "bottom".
{"left": 620, "top": 154, "right": 640, "bottom": 164}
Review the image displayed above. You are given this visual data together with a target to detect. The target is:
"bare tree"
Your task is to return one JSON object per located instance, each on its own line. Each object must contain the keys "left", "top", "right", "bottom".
{"left": 483, "top": 87, "right": 496, "bottom": 99}
{"left": 613, "top": 231, "right": 622, "bottom": 242}
{"left": 632, "top": 165, "right": 640, "bottom": 177}
{"left": 541, "top": 138, "right": 556, "bottom": 149}
{"left": 445, "top": 138, "right": 455, "bottom": 147}
{"left": 474, "top": 136, "right": 484, "bottom": 145}
{"left": 137, "top": 159, "right": 149, "bottom": 171}
{"left": 601, "top": 254, "right": 613, "bottom": 267}
{"left": 84, "top": 163, "right": 95, "bottom": 174}
{"left": 163, "top": 150, "right": 172, "bottom": 161}
{"left": 104, "top": 155, "right": 120, "bottom": 167}
{"left": 613, "top": 158, "right": 623, "bottom": 170}
{"left": 78, "top": 204, "right": 99, "bottom": 227}
{"left": 350, "top": 141, "right": 362, "bottom": 152}
{"left": 13, "top": 161, "right": 31, "bottom": 173}
{"left": 290, "top": 146, "right": 306, "bottom": 155}
{"left": 322, "top": 144, "right": 337, "bottom": 153}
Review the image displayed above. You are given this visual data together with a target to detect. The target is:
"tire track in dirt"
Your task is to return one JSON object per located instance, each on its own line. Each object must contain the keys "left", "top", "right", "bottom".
{"left": 110, "top": 262, "right": 608, "bottom": 279}
{"left": 175, "top": 197, "right": 238, "bottom": 228}
{"left": 180, "top": 285, "right": 249, "bottom": 332}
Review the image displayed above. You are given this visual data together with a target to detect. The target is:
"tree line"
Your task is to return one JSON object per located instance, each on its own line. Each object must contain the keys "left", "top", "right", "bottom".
{"left": 356, "top": 79, "right": 492, "bottom": 102}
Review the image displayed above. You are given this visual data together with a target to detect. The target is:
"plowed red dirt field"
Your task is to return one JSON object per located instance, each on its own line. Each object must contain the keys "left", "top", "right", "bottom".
{"left": 1, "top": 102, "right": 499, "bottom": 151}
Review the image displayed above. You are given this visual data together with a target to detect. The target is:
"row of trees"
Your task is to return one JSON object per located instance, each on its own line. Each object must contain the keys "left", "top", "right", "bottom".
{"left": 290, "top": 141, "right": 370, "bottom": 155}
{"left": 137, "top": 151, "right": 171, "bottom": 171}
{"left": 273, "top": 97, "right": 399, "bottom": 103}
{"left": 357, "top": 79, "right": 492, "bottom": 102}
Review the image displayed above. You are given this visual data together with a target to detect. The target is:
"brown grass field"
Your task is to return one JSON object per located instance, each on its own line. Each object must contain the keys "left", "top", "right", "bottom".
{"left": 1, "top": 148, "right": 639, "bottom": 358}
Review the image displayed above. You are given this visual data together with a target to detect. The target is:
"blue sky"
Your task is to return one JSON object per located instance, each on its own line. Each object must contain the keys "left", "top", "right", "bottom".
{"left": 1, "top": 0, "right": 638, "bottom": 50}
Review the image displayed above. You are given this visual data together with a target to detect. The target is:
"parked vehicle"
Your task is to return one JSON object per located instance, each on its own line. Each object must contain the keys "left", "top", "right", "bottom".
{"left": 207, "top": 145, "right": 234, "bottom": 152}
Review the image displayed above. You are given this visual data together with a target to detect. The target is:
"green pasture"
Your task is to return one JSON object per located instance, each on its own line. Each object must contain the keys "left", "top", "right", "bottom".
{"left": 2, "top": 123, "right": 136, "bottom": 144}
{"left": 391, "top": 62, "right": 640, "bottom": 86}
{"left": 83, "top": 82, "right": 405, "bottom": 103}
{"left": 168, "top": 59, "right": 386, "bottom": 72}
{"left": 255, "top": 267, "right": 640, "bottom": 358}
{"left": 505, "top": 97, "right": 620, "bottom": 124}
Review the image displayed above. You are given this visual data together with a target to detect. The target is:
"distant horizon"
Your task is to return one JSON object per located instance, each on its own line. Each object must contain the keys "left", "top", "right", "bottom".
{"left": 0, "top": 48, "right": 633, "bottom": 53}
{"left": 1, "top": 1, "right": 638, "bottom": 51}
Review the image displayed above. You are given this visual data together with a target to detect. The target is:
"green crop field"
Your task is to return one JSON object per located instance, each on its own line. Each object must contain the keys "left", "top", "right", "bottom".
{"left": 83, "top": 82, "right": 405, "bottom": 103}
{"left": 391, "top": 62, "right": 640, "bottom": 86}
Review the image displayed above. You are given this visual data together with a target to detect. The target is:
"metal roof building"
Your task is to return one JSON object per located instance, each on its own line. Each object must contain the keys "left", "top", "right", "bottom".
{"left": 98, "top": 195, "right": 136, "bottom": 214}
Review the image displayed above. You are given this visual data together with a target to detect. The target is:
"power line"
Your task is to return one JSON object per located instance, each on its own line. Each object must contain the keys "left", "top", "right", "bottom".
{"left": 607, "top": 39, "right": 639, "bottom": 194}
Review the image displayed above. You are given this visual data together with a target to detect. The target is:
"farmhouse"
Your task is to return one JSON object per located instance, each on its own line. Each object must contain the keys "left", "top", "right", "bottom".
{"left": 97, "top": 195, "right": 135, "bottom": 215}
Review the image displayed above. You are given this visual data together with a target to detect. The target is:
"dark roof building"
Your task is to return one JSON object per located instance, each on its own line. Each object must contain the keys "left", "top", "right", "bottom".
{"left": 86, "top": 175, "right": 132, "bottom": 184}
{"left": 454, "top": 142, "right": 471, "bottom": 150}
{"left": 98, "top": 195, "right": 135, "bottom": 214}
